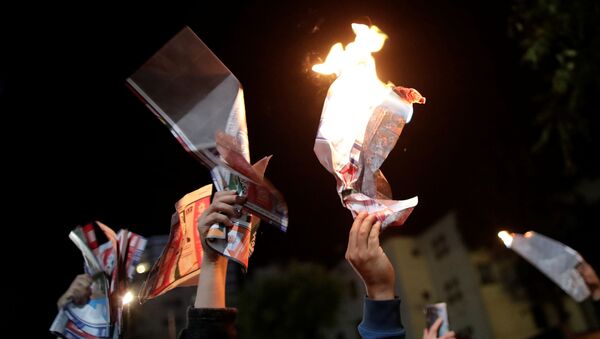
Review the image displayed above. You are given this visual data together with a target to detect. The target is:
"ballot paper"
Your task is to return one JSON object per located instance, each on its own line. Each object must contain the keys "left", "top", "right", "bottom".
{"left": 126, "top": 26, "right": 287, "bottom": 228}
{"left": 499, "top": 231, "right": 591, "bottom": 302}
{"left": 50, "top": 223, "right": 146, "bottom": 338}
{"left": 312, "top": 24, "right": 425, "bottom": 228}
{"left": 138, "top": 185, "right": 210, "bottom": 302}
{"left": 139, "top": 182, "right": 263, "bottom": 303}
{"left": 126, "top": 26, "right": 288, "bottom": 270}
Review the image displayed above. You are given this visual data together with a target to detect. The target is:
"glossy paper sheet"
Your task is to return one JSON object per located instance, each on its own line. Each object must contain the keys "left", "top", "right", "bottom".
{"left": 508, "top": 231, "right": 590, "bottom": 302}
{"left": 313, "top": 24, "right": 425, "bottom": 228}
{"left": 126, "top": 27, "right": 288, "bottom": 235}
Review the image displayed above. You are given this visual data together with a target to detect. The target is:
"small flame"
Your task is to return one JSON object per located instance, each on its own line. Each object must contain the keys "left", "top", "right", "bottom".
{"left": 498, "top": 231, "right": 513, "bottom": 248}
{"left": 524, "top": 231, "right": 534, "bottom": 238}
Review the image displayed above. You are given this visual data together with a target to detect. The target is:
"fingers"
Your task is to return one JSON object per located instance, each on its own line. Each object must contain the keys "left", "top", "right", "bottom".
{"left": 422, "top": 318, "right": 443, "bottom": 339}
{"left": 346, "top": 213, "right": 379, "bottom": 261}
{"left": 367, "top": 221, "right": 382, "bottom": 251}
{"left": 75, "top": 274, "right": 92, "bottom": 287}
{"left": 72, "top": 274, "right": 92, "bottom": 304}
{"left": 211, "top": 190, "right": 238, "bottom": 211}
{"left": 210, "top": 190, "right": 247, "bottom": 217}
{"left": 440, "top": 331, "right": 456, "bottom": 339}
{"left": 204, "top": 212, "right": 234, "bottom": 228}
{"left": 59, "top": 274, "right": 93, "bottom": 308}
{"left": 357, "top": 214, "right": 377, "bottom": 253}
{"left": 199, "top": 190, "right": 247, "bottom": 231}
{"left": 212, "top": 190, "right": 247, "bottom": 205}
{"left": 57, "top": 293, "right": 70, "bottom": 309}
{"left": 347, "top": 212, "right": 367, "bottom": 259}
{"left": 211, "top": 202, "right": 237, "bottom": 218}
{"left": 72, "top": 288, "right": 91, "bottom": 305}
{"left": 430, "top": 317, "right": 443, "bottom": 333}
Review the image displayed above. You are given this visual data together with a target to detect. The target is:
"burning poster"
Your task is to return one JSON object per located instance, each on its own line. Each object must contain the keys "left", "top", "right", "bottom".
{"left": 498, "top": 231, "right": 591, "bottom": 302}
{"left": 313, "top": 24, "right": 425, "bottom": 228}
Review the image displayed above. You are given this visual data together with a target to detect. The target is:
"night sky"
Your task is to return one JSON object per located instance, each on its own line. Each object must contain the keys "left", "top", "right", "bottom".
{"left": 3, "top": 0, "right": 598, "bottom": 336}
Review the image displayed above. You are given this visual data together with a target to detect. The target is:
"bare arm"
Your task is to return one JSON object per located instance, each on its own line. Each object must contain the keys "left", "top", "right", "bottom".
{"left": 194, "top": 190, "right": 245, "bottom": 308}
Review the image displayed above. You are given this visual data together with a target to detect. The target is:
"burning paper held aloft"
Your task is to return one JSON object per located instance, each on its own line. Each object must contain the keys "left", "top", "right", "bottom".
{"left": 126, "top": 27, "right": 288, "bottom": 275}
{"left": 313, "top": 24, "right": 425, "bottom": 228}
{"left": 498, "top": 231, "right": 591, "bottom": 302}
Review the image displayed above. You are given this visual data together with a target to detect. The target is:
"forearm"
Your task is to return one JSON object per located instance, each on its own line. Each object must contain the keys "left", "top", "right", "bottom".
{"left": 194, "top": 259, "right": 228, "bottom": 308}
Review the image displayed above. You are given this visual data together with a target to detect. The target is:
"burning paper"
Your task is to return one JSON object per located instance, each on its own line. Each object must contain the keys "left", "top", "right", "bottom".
{"left": 312, "top": 24, "right": 425, "bottom": 228}
{"left": 127, "top": 26, "right": 288, "bottom": 269}
{"left": 498, "top": 230, "right": 591, "bottom": 302}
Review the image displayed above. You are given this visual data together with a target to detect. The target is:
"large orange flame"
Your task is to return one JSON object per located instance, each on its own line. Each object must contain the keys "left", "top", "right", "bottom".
{"left": 311, "top": 24, "right": 398, "bottom": 145}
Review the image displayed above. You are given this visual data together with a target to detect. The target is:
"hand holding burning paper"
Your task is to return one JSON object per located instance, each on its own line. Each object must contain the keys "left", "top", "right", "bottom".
{"left": 313, "top": 24, "right": 425, "bottom": 228}
{"left": 498, "top": 231, "right": 593, "bottom": 302}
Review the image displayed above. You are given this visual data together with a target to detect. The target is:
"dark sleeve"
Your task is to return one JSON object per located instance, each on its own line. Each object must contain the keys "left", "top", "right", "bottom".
{"left": 358, "top": 297, "right": 406, "bottom": 339}
{"left": 178, "top": 307, "right": 237, "bottom": 339}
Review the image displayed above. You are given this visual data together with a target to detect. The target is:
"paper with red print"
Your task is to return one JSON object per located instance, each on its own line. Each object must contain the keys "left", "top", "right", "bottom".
{"left": 314, "top": 86, "right": 424, "bottom": 228}
{"left": 138, "top": 185, "right": 211, "bottom": 302}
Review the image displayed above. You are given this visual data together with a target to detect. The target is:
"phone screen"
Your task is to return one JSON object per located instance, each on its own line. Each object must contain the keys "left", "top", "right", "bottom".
{"left": 425, "top": 303, "right": 449, "bottom": 336}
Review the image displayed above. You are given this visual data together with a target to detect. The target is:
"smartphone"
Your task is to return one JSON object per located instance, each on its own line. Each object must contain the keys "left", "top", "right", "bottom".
{"left": 425, "top": 302, "right": 449, "bottom": 336}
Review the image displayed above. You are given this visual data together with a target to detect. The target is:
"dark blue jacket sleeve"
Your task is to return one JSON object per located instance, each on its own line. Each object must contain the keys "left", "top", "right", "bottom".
{"left": 358, "top": 297, "right": 406, "bottom": 339}
{"left": 179, "top": 307, "right": 237, "bottom": 339}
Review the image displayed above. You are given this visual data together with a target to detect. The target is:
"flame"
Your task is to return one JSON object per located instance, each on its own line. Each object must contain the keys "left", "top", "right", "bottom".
{"left": 312, "top": 24, "right": 387, "bottom": 76}
{"left": 524, "top": 231, "right": 534, "bottom": 238}
{"left": 312, "top": 24, "right": 389, "bottom": 103}
{"left": 498, "top": 231, "right": 513, "bottom": 248}
{"left": 311, "top": 24, "right": 395, "bottom": 147}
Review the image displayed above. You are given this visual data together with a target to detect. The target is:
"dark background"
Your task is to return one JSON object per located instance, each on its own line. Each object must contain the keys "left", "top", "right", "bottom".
{"left": 2, "top": 0, "right": 598, "bottom": 336}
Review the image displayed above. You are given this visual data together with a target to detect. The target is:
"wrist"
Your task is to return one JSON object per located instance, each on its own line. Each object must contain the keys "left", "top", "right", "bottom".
{"left": 201, "top": 257, "right": 228, "bottom": 278}
{"left": 366, "top": 283, "right": 395, "bottom": 300}
{"left": 202, "top": 253, "right": 228, "bottom": 269}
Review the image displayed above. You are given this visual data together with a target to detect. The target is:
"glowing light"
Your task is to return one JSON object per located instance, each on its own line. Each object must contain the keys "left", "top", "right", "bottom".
{"left": 136, "top": 263, "right": 148, "bottom": 274}
{"left": 122, "top": 291, "right": 134, "bottom": 305}
{"left": 498, "top": 231, "right": 513, "bottom": 248}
